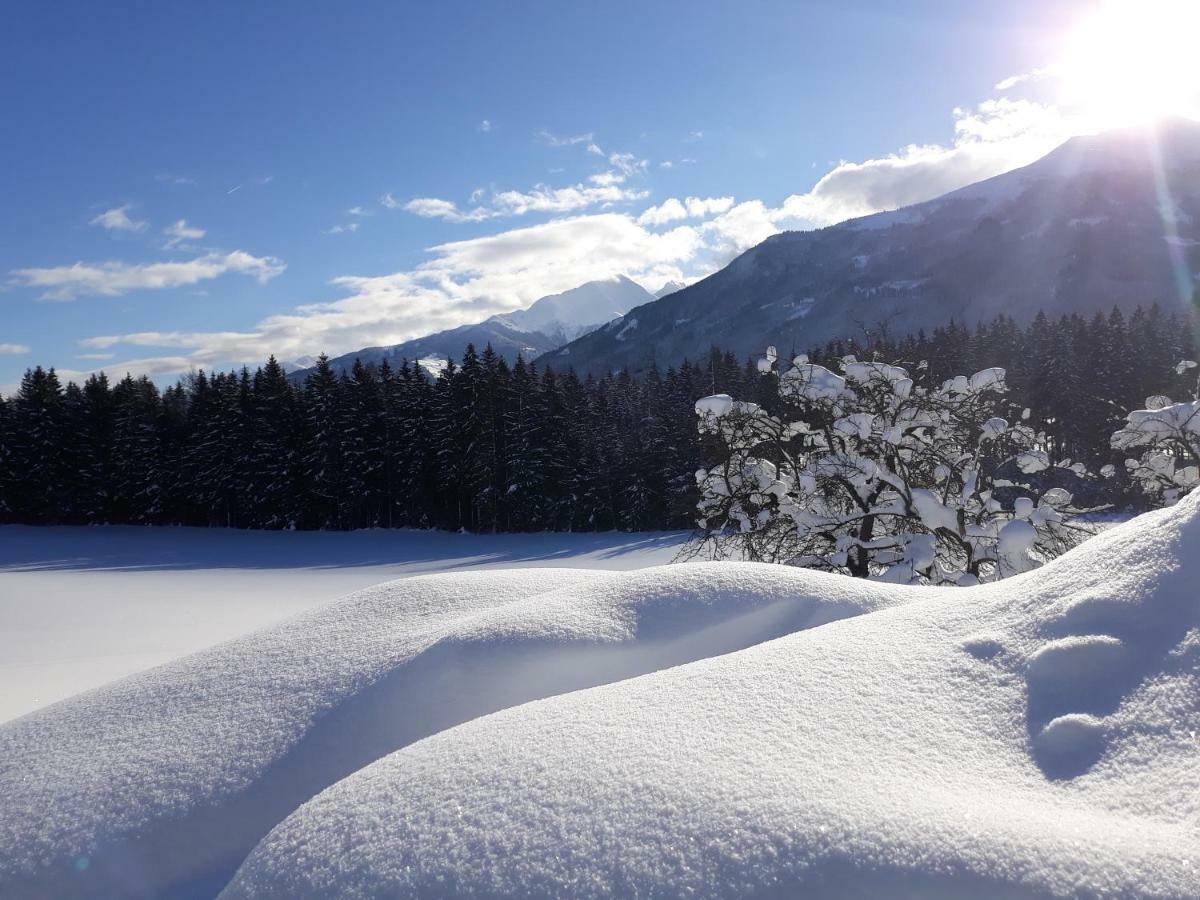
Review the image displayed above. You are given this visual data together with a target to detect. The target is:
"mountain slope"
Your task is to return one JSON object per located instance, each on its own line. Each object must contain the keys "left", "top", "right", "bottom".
{"left": 291, "top": 276, "right": 652, "bottom": 380}
{"left": 544, "top": 120, "right": 1200, "bottom": 374}
{"left": 490, "top": 275, "right": 652, "bottom": 346}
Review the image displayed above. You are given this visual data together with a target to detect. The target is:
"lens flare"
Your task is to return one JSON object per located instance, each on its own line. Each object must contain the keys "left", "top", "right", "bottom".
{"left": 1055, "top": 0, "right": 1200, "bottom": 130}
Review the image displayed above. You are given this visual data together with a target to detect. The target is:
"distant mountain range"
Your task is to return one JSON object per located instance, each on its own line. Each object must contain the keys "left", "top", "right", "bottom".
{"left": 291, "top": 120, "right": 1200, "bottom": 382}
{"left": 542, "top": 119, "right": 1200, "bottom": 374}
{"left": 289, "top": 275, "right": 653, "bottom": 380}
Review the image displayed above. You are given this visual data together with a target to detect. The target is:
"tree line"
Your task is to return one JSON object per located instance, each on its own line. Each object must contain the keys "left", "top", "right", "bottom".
{"left": 0, "top": 303, "right": 1194, "bottom": 531}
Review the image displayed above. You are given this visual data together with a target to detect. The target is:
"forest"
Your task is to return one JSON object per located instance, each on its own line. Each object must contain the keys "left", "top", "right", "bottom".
{"left": 0, "top": 304, "right": 1195, "bottom": 532}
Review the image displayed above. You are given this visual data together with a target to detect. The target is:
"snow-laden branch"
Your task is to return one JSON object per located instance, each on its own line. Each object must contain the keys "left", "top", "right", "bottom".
{"left": 1110, "top": 361, "right": 1200, "bottom": 505}
{"left": 693, "top": 349, "right": 1101, "bottom": 584}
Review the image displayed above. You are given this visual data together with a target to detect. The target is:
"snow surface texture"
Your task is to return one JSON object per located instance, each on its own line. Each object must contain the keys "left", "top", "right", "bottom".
{"left": 223, "top": 496, "right": 1200, "bottom": 899}
{"left": 0, "top": 561, "right": 892, "bottom": 899}
{"left": 0, "top": 526, "right": 685, "bottom": 722}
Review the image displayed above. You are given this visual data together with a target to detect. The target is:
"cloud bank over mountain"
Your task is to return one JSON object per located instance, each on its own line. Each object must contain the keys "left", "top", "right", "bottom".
{"left": 44, "top": 92, "right": 1088, "bottom": 385}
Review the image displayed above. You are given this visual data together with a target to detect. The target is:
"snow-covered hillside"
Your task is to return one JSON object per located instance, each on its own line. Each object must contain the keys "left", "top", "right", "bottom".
{"left": 551, "top": 119, "right": 1200, "bottom": 375}
{"left": 490, "top": 275, "right": 650, "bottom": 346}
{"left": 0, "top": 526, "right": 686, "bottom": 722}
{"left": 2, "top": 497, "right": 1198, "bottom": 898}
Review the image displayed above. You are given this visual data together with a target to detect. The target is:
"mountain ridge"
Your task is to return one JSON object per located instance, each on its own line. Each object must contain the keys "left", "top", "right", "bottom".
{"left": 289, "top": 275, "right": 653, "bottom": 380}
{"left": 539, "top": 119, "right": 1200, "bottom": 374}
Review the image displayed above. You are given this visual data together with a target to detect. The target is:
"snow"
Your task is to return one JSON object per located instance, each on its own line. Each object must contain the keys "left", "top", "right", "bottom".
{"left": 996, "top": 517, "right": 1037, "bottom": 570}
{"left": 783, "top": 296, "right": 815, "bottom": 319}
{"left": 694, "top": 394, "right": 734, "bottom": 417}
{"left": 969, "top": 366, "right": 1005, "bottom": 392}
{"left": 1016, "top": 449, "right": 1051, "bottom": 473}
{"left": 779, "top": 362, "right": 847, "bottom": 402}
{"left": 220, "top": 496, "right": 1200, "bottom": 899}
{"left": 0, "top": 526, "right": 686, "bottom": 723}
{"left": 0, "top": 562, "right": 893, "bottom": 899}
{"left": 491, "top": 275, "right": 650, "bottom": 343}
{"left": 654, "top": 279, "right": 686, "bottom": 299}
{"left": 4, "top": 497, "right": 1199, "bottom": 898}
{"left": 852, "top": 278, "right": 927, "bottom": 296}
{"left": 614, "top": 316, "right": 639, "bottom": 340}
{"left": 1115, "top": 400, "right": 1200, "bottom": 444}
{"left": 910, "top": 486, "right": 960, "bottom": 533}
{"left": 416, "top": 355, "right": 448, "bottom": 377}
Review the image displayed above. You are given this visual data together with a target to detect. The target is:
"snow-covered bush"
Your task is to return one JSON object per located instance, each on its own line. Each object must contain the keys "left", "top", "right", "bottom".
{"left": 1110, "top": 360, "right": 1200, "bottom": 504}
{"left": 692, "top": 350, "right": 1097, "bottom": 584}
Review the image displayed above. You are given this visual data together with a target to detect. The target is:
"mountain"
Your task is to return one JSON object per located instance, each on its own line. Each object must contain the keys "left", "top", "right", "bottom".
{"left": 491, "top": 275, "right": 652, "bottom": 346}
{"left": 654, "top": 280, "right": 687, "bottom": 298}
{"left": 290, "top": 275, "right": 652, "bottom": 380}
{"left": 542, "top": 119, "right": 1200, "bottom": 374}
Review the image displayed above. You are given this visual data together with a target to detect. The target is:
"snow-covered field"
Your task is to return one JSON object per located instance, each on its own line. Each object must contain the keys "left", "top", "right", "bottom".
{"left": 0, "top": 526, "right": 687, "bottom": 723}
{"left": 2, "top": 500, "right": 1197, "bottom": 899}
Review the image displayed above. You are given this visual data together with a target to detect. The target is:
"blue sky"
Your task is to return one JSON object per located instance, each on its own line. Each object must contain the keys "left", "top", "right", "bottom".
{"left": 0, "top": 0, "right": 1180, "bottom": 390}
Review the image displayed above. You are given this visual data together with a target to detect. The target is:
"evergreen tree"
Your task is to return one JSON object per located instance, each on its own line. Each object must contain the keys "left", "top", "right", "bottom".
{"left": 6, "top": 367, "right": 69, "bottom": 522}
{"left": 302, "top": 356, "right": 347, "bottom": 529}
{"left": 249, "top": 357, "right": 300, "bottom": 528}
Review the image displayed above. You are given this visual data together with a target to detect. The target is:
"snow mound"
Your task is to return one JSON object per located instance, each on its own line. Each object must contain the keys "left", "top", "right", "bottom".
{"left": 225, "top": 494, "right": 1200, "bottom": 899}
{"left": 0, "top": 563, "right": 898, "bottom": 899}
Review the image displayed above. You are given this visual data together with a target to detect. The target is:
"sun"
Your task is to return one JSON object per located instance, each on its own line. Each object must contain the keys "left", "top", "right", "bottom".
{"left": 1055, "top": 0, "right": 1200, "bottom": 130}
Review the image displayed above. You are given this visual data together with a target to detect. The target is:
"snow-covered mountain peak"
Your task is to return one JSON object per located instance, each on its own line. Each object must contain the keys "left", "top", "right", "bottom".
{"left": 490, "top": 275, "right": 653, "bottom": 344}
{"left": 289, "top": 275, "right": 655, "bottom": 381}
{"left": 654, "top": 279, "right": 687, "bottom": 299}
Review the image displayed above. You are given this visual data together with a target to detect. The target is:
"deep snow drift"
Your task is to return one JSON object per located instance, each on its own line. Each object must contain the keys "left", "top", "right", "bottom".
{"left": 0, "top": 526, "right": 686, "bottom": 722}
{"left": 2, "top": 498, "right": 1197, "bottom": 899}
{"left": 0, "top": 559, "right": 891, "bottom": 899}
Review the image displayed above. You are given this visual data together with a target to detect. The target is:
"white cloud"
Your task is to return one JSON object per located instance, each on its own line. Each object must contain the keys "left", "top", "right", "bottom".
{"left": 90, "top": 204, "right": 147, "bottom": 233}
{"left": 775, "top": 98, "right": 1072, "bottom": 227}
{"left": 659, "top": 160, "right": 675, "bottom": 169}
{"left": 73, "top": 215, "right": 705, "bottom": 373}
{"left": 536, "top": 130, "right": 594, "bottom": 147}
{"left": 687, "top": 196, "right": 735, "bottom": 217}
{"left": 698, "top": 200, "right": 780, "bottom": 258}
{"left": 11, "top": 251, "right": 286, "bottom": 301}
{"left": 155, "top": 174, "right": 195, "bottom": 186}
{"left": 404, "top": 197, "right": 488, "bottom": 222}
{"left": 324, "top": 222, "right": 361, "bottom": 235}
{"left": 65, "top": 86, "right": 1092, "bottom": 382}
{"left": 638, "top": 198, "right": 688, "bottom": 226}
{"left": 607, "top": 152, "right": 647, "bottom": 177}
{"left": 76, "top": 352, "right": 114, "bottom": 360}
{"left": 401, "top": 180, "right": 647, "bottom": 223}
{"left": 638, "top": 196, "right": 735, "bottom": 227}
{"left": 686, "top": 130, "right": 704, "bottom": 142}
{"left": 347, "top": 206, "right": 371, "bottom": 217}
{"left": 588, "top": 171, "right": 625, "bottom": 187}
{"left": 80, "top": 330, "right": 266, "bottom": 351}
{"left": 494, "top": 183, "right": 647, "bottom": 215}
{"left": 0, "top": 343, "right": 30, "bottom": 354}
{"left": 479, "top": 119, "right": 492, "bottom": 133}
{"left": 396, "top": 139, "right": 651, "bottom": 225}
{"left": 163, "top": 219, "right": 206, "bottom": 249}
{"left": 995, "top": 65, "right": 1058, "bottom": 91}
